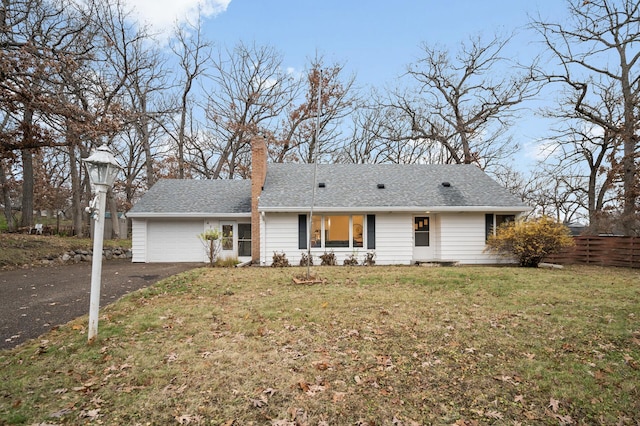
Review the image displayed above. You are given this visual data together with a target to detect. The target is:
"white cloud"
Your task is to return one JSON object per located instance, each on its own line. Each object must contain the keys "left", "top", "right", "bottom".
{"left": 525, "top": 139, "right": 559, "bottom": 162}
{"left": 123, "top": 0, "right": 230, "bottom": 35}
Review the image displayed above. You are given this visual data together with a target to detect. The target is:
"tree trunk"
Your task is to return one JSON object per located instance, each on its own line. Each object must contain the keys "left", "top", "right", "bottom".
{"left": 68, "top": 139, "right": 84, "bottom": 236}
{"left": 107, "top": 189, "right": 120, "bottom": 239}
{"left": 0, "top": 159, "right": 16, "bottom": 232}
{"left": 20, "top": 148, "right": 34, "bottom": 228}
{"left": 20, "top": 108, "right": 34, "bottom": 228}
{"left": 139, "top": 94, "right": 155, "bottom": 187}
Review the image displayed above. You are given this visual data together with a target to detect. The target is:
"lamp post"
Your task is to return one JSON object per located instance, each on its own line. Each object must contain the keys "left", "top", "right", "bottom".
{"left": 83, "top": 144, "right": 122, "bottom": 343}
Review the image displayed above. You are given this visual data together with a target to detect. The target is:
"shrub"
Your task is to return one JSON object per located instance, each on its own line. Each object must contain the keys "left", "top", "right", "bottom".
{"left": 271, "top": 251, "right": 290, "bottom": 267}
{"left": 486, "top": 216, "right": 574, "bottom": 267}
{"left": 363, "top": 251, "right": 376, "bottom": 266}
{"left": 319, "top": 251, "right": 337, "bottom": 266}
{"left": 299, "top": 252, "right": 313, "bottom": 266}
{"left": 343, "top": 252, "right": 359, "bottom": 266}
{"left": 198, "top": 228, "right": 222, "bottom": 267}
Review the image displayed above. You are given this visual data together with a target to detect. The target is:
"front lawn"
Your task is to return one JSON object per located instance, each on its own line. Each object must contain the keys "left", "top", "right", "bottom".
{"left": 1, "top": 265, "right": 638, "bottom": 425}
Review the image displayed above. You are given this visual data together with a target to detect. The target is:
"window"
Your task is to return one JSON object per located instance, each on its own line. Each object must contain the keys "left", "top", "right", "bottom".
{"left": 496, "top": 214, "right": 515, "bottom": 228}
{"left": 299, "top": 214, "right": 368, "bottom": 249}
{"left": 414, "top": 216, "right": 429, "bottom": 247}
{"left": 237, "top": 223, "right": 251, "bottom": 257}
{"left": 325, "top": 215, "right": 350, "bottom": 247}
{"left": 353, "top": 215, "right": 364, "bottom": 248}
{"left": 222, "top": 224, "right": 233, "bottom": 251}
{"left": 311, "top": 215, "right": 321, "bottom": 247}
{"left": 485, "top": 214, "right": 515, "bottom": 242}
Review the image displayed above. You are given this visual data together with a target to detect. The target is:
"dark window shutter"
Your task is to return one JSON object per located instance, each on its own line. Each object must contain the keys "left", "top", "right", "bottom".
{"left": 366, "top": 214, "right": 376, "bottom": 249}
{"left": 298, "top": 214, "right": 307, "bottom": 249}
{"left": 485, "top": 213, "right": 494, "bottom": 242}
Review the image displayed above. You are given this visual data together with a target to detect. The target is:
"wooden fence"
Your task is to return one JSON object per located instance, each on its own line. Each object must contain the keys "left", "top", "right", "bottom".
{"left": 544, "top": 236, "right": 640, "bottom": 268}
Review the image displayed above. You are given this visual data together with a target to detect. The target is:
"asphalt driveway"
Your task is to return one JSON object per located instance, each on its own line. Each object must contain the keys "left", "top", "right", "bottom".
{"left": 0, "top": 260, "right": 201, "bottom": 350}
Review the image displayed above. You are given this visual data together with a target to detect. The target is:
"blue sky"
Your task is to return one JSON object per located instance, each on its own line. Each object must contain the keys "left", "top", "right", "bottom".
{"left": 124, "top": 0, "right": 574, "bottom": 167}
{"left": 202, "top": 1, "right": 566, "bottom": 88}
{"left": 126, "top": 0, "right": 569, "bottom": 88}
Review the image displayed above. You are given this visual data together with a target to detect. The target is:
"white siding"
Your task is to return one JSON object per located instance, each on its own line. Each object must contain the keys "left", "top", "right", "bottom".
{"left": 147, "top": 219, "right": 205, "bottom": 262}
{"left": 131, "top": 219, "right": 147, "bottom": 262}
{"left": 262, "top": 213, "right": 300, "bottom": 265}
{"left": 260, "top": 211, "right": 513, "bottom": 266}
{"left": 261, "top": 212, "right": 414, "bottom": 266}
{"left": 375, "top": 213, "right": 413, "bottom": 265}
{"left": 439, "top": 213, "right": 505, "bottom": 264}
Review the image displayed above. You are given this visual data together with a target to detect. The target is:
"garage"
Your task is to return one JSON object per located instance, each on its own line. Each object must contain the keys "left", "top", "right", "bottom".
{"left": 146, "top": 219, "right": 205, "bottom": 262}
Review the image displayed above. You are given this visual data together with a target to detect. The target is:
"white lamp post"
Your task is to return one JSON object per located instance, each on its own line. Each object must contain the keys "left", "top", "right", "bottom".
{"left": 83, "top": 144, "right": 122, "bottom": 343}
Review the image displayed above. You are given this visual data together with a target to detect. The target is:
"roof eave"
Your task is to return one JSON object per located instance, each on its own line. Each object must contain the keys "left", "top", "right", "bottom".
{"left": 258, "top": 205, "right": 531, "bottom": 213}
{"left": 126, "top": 212, "right": 251, "bottom": 218}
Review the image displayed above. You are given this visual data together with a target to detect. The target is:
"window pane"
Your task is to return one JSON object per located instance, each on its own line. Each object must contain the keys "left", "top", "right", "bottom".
{"left": 414, "top": 216, "right": 429, "bottom": 247}
{"left": 415, "top": 232, "right": 429, "bottom": 246}
{"left": 237, "top": 223, "right": 251, "bottom": 239}
{"left": 237, "top": 224, "right": 251, "bottom": 256}
{"left": 311, "top": 215, "right": 322, "bottom": 247}
{"left": 414, "top": 216, "right": 429, "bottom": 232}
{"left": 222, "top": 224, "right": 233, "bottom": 250}
{"left": 353, "top": 215, "right": 364, "bottom": 248}
{"left": 325, "top": 215, "right": 349, "bottom": 248}
{"left": 496, "top": 215, "right": 515, "bottom": 227}
{"left": 238, "top": 241, "right": 251, "bottom": 257}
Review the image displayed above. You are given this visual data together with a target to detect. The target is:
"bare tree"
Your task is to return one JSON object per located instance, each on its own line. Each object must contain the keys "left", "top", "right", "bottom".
{"left": 0, "top": 0, "right": 94, "bottom": 228}
{"left": 538, "top": 80, "right": 621, "bottom": 231}
{"left": 199, "top": 42, "right": 298, "bottom": 179}
{"left": 270, "top": 56, "right": 356, "bottom": 164}
{"left": 383, "top": 34, "right": 537, "bottom": 170}
{"left": 340, "top": 92, "right": 446, "bottom": 165}
{"left": 169, "top": 16, "right": 212, "bottom": 179}
{"left": 124, "top": 40, "right": 170, "bottom": 191}
{"left": 532, "top": 0, "right": 640, "bottom": 235}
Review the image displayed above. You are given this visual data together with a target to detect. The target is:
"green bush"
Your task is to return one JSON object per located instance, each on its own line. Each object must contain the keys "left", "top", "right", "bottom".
{"left": 486, "top": 216, "right": 574, "bottom": 267}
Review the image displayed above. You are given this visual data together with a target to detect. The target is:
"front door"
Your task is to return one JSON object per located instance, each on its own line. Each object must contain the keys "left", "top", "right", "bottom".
{"left": 412, "top": 216, "right": 434, "bottom": 261}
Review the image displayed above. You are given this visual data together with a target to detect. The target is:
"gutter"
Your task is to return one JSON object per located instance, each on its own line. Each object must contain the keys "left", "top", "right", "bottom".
{"left": 126, "top": 212, "right": 252, "bottom": 218}
{"left": 257, "top": 205, "right": 531, "bottom": 214}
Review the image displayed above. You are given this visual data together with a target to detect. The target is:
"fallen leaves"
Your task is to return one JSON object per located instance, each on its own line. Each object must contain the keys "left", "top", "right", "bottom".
{"left": 175, "top": 413, "right": 203, "bottom": 424}
{"left": 164, "top": 352, "right": 179, "bottom": 363}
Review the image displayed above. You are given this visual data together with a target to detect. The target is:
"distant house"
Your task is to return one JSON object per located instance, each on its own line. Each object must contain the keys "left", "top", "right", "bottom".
{"left": 127, "top": 139, "right": 530, "bottom": 265}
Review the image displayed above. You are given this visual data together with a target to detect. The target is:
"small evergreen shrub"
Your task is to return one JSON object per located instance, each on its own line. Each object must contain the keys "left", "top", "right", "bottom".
{"left": 485, "top": 216, "right": 574, "bottom": 267}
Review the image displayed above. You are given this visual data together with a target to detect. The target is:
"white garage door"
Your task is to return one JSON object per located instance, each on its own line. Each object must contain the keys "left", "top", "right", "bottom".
{"left": 147, "top": 219, "right": 205, "bottom": 262}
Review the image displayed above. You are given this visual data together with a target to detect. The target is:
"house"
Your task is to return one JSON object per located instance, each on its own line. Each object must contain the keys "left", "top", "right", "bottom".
{"left": 127, "top": 138, "right": 530, "bottom": 265}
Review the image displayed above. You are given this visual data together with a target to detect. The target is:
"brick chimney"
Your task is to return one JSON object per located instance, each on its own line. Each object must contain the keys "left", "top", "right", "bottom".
{"left": 251, "top": 136, "right": 267, "bottom": 263}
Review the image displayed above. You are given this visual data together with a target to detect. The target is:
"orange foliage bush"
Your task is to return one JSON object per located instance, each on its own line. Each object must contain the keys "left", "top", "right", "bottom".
{"left": 486, "top": 216, "right": 574, "bottom": 267}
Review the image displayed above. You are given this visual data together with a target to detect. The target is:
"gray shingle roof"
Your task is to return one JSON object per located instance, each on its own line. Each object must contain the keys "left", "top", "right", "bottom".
{"left": 258, "top": 163, "right": 529, "bottom": 212}
{"left": 128, "top": 164, "right": 529, "bottom": 217}
{"left": 127, "top": 179, "right": 251, "bottom": 216}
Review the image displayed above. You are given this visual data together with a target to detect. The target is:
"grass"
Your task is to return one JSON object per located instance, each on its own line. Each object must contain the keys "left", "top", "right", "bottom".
{"left": 0, "top": 265, "right": 639, "bottom": 425}
{"left": 0, "top": 233, "right": 131, "bottom": 270}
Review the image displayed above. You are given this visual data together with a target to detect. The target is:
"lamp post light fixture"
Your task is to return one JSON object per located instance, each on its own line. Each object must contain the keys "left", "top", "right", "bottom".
{"left": 83, "top": 144, "right": 122, "bottom": 343}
